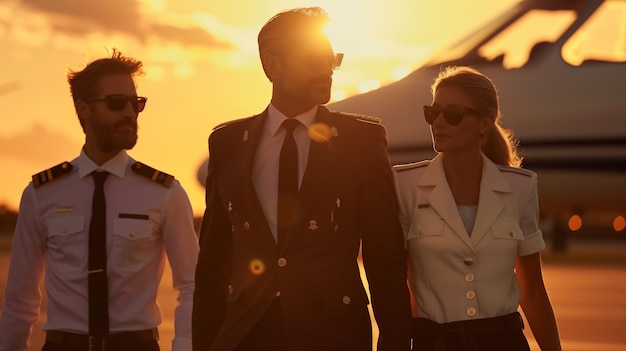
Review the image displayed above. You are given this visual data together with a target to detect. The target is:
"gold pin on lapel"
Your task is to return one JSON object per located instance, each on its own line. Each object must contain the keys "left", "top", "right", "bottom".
{"left": 308, "top": 220, "right": 319, "bottom": 231}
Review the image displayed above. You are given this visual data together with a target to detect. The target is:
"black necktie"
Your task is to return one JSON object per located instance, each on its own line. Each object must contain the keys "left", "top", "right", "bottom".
{"left": 277, "top": 119, "right": 300, "bottom": 243}
{"left": 88, "top": 171, "right": 110, "bottom": 342}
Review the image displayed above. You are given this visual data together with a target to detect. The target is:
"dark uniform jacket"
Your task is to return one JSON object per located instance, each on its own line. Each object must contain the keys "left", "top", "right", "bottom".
{"left": 192, "top": 106, "right": 412, "bottom": 351}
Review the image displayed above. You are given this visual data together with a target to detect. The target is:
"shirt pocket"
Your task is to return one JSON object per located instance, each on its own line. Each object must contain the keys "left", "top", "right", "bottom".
{"left": 406, "top": 214, "right": 445, "bottom": 241}
{"left": 46, "top": 216, "right": 86, "bottom": 273}
{"left": 112, "top": 218, "right": 157, "bottom": 273}
{"left": 491, "top": 219, "right": 524, "bottom": 242}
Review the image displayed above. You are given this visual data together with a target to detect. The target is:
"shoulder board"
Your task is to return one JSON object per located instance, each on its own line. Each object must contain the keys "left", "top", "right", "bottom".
{"left": 32, "top": 161, "right": 73, "bottom": 188}
{"left": 497, "top": 164, "right": 533, "bottom": 177}
{"left": 336, "top": 112, "right": 382, "bottom": 124}
{"left": 394, "top": 160, "right": 430, "bottom": 172}
{"left": 131, "top": 162, "right": 174, "bottom": 187}
{"left": 213, "top": 115, "right": 257, "bottom": 131}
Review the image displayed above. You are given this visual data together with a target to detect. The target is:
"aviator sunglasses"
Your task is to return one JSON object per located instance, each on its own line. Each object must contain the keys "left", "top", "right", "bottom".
{"left": 87, "top": 95, "right": 148, "bottom": 113}
{"left": 422, "top": 104, "right": 481, "bottom": 125}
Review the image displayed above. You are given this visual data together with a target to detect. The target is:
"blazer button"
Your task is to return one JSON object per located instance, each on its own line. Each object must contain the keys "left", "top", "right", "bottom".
{"left": 418, "top": 229, "right": 424, "bottom": 236}
{"left": 342, "top": 296, "right": 351, "bottom": 304}
{"left": 466, "top": 307, "right": 477, "bottom": 317}
{"left": 277, "top": 258, "right": 287, "bottom": 267}
{"left": 509, "top": 231, "right": 516, "bottom": 237}
{"left": 244, "top": 222, "right": 250, "bottom": 230}
{"left": 463, "top": 257, "right": 474, "bottom": 265}
{"left": 465, "top": 291, "right": 476, "bottom": 300}
{"left": 465, "top": 273, "right": 475, "bottom": 282}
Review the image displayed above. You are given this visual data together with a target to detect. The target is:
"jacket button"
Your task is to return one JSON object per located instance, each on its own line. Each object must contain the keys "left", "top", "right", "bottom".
{"left": 465, "top": 273, "right": 475, "bottom": 282}
{"left": 277, "top": 258, "right": 287, "bottom": 267}
{"left": 244, "top": 222, "right": 250, "bottom": 230}
{"left": 467, "top": 307, "right": 477, "bottom": 317}
{"left": 463, "top": 257, "right": 474, "bottom": 265}
{"left": 342, "top": 296, "right": 351, "bottom": 304}
{"left": 466, "top": 291, "right": 476, "bottom": 300}
{"left": 509, "top": 231, "right": 516, "bottom": 237}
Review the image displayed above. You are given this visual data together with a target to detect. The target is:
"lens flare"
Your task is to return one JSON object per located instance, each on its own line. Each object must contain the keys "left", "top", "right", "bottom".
{"left": 308, "top": 123, "right": 332, "bottom": 143}
{"left": 568, "top": 215, "right": 583, "bottom": 231}
{"left": 249, "top": 259, "right": 265, "bottom": 275}
{"left": 614, "top": 216, "right": 625, "bottom": 232}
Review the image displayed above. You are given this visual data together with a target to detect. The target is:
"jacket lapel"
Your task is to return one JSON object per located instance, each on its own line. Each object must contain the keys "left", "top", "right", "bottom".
{"left": 470, "top": 154, "right": 511, "bottom": 245}
{"left": 419, "top": 156, "right": 474, "bottom": 250}
{"left": 283, "top": 106, "right": 337, "bottom": 250}
{"left": 228, "top": 110, "right": 277, "bottom": 246}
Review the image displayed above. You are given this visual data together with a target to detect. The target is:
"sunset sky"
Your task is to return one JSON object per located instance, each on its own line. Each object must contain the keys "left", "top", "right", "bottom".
{"left": 0, "top": 0, "right": 519, "bottom": 215}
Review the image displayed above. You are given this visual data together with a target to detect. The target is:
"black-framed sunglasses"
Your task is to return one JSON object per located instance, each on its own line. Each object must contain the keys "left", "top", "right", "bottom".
{"left": 422, "top": 104, "right": 481, "bottom": 125}
{"left": 87, "top": 95, "right": 148, "bottom": 113}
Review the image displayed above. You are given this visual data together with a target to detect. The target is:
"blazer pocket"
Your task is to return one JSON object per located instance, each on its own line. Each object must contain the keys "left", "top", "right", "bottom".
{"left": 46, "top": 215, "right": 86, "bottom": 273}
{"left": 407, "top": 214, "right": 445, "bottom": 240}
{"left": 491, "top": 219, "right": 524, "bottom": 241}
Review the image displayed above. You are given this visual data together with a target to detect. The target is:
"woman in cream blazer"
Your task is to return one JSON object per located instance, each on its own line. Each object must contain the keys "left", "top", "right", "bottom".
{"left": 394, "top": 66, "right": 561, "bottom": 351}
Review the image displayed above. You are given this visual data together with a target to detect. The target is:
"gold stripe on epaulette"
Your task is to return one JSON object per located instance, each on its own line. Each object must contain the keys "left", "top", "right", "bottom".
{"left": 497, "top": 165, "right": 533, "bottom": 177}
{"left": 132, "top": 162, "right": 174, "bottom": 187}
{"left": 32, "top": 161, "right": 73, "bottom": 188}
{"left": 339, "top": 112, "right": 382, "bottom": 124}
{"left": 394, "top": 160, "right": 430, "bottom": 172}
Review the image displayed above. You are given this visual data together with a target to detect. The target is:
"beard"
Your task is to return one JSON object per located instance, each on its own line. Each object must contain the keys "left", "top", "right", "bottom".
{"left": 94, "top": 117, "right": 138, "bottom": 153}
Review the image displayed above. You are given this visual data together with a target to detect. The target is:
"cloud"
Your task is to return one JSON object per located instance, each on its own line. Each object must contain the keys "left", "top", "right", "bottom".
{"left": 4, "top": 0, "right": 233, "bottom": 50}
{"left": 0, "top": 123, "right": 80, "bottom": 163}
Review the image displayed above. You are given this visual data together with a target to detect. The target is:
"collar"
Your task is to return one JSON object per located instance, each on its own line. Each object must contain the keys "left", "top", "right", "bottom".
{"left": 78, "top": 148, "right": 129, "bottom": 180}
{"left": 267, "top": 103, "right": 318, "bottom": 136}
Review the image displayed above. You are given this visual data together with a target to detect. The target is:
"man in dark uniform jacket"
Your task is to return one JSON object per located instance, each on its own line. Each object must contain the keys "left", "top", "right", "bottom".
{"left": 192, "top": 7, "right": 412, "bottom": 351}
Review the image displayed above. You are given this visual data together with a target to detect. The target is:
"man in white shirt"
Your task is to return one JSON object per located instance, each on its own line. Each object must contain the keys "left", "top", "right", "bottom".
{"left": 0, "top": 49, "right": 199, "bottom": 351}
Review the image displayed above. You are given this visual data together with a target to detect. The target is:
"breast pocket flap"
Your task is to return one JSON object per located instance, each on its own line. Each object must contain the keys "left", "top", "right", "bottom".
{"left": 113, "top": 218, "right": 153, "bottom": 241}
{"left": 48, "top": 216, "right": 85, "bottom": 237}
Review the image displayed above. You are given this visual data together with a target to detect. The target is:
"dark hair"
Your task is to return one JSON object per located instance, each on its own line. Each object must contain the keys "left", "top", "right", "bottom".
{"left": 257, "top": 7, "right": 329, "bottom": 78}
{"left": 431, "top": 66, "right": 522, "bottom": 167}
{"left": 67, "top": 48, "right": 143, "bottom": 106}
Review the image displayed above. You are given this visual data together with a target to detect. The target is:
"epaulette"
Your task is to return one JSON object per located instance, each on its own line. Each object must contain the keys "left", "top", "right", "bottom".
{"left": 337, "top": 112, "right": 382, "bottom": 124}
{"left": 32, "top": 161, "right": 73, "bottom": 188}
{"left": 497, "top": 164, "right": 533, "bottom": 177}
{"left": 394, "top": 160, "right": 430, "bottom": 172}
{"left": 131, "top": 162, "right": 174, "bottom": 187}
{"left": 213, "top": 115, "right": 256, "bottom": 131}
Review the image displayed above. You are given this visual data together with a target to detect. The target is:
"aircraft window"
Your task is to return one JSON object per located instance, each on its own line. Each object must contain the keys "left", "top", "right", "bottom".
{"left": 562, "top": 1, "right": 626, "bottom": 66}
{"left": 477, "top": 10, "right": 576, "bottom": 69}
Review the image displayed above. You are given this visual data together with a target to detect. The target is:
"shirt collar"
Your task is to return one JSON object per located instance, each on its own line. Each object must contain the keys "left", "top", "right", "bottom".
{"left": 267, "top": 103, "right": 318, "bottom": 136}
{"left": 78, "top": 148, "right": 129, "bottom": 179}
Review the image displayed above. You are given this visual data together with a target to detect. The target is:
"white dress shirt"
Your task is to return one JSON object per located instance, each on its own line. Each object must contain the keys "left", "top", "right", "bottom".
{"left": 252, "top": 104, "right": 316, "bottom": 242}
{"left": 0, "top": 149, "right": 199, "bottom": 351}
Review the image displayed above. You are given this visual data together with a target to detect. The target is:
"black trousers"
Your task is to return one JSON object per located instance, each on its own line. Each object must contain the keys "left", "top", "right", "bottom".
{"left": 411, "top": 312, "right": 530, "bottom": 351}
{"left": 234, "top": 298, "right": 288, "bottom": 351}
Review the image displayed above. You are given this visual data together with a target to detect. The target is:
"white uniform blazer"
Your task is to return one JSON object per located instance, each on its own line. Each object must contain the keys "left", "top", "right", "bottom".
{"left": 393, "top": 153, "right": 545, "bottom": 324}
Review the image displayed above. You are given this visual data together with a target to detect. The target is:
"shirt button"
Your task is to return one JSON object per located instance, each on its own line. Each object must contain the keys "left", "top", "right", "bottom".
{"left": 277, "top": 258, "right": 287, "bottom": 267}
{"left": 244, "top": 222, "right": 250, "bottom": 230}
{"left": 465, "top": 273, "right": 475, "bottom": 282}
{"left": 509, "top": 231, "right": 516, "bottom": 237}
{"left": 467, "top": 307, "right": 477, "bottom": 317}
{"left": 466, "top": 291, "right": 476, "bottom": 300}
{"left": 130, "top": 232, "right": 136, "bottom": 238}
{"left": 61, "top": 227, "right": 68, "bottom": 234}
{"left": 418, "top": 229, "right": 424, "bottom": 236}
{"left": 463, "top": 257, "right": 474, "bottom": 265}
{"left": 342, "top": 296, "right": 351, "bottom": 304}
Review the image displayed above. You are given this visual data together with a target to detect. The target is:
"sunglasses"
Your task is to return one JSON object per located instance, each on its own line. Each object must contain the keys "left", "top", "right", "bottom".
{"left": 87, "top": 95, "right": 147, "bottom": 113}
{"left": 422, "top": 104, "right": 481, "bottom": 125}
